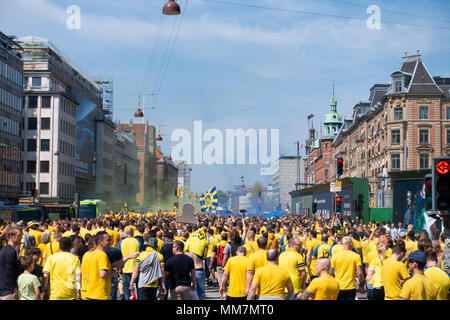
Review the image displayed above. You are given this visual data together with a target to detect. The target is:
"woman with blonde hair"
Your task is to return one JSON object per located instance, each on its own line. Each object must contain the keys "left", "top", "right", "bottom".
{"left": 366, "top": 242, "right": 387, "bottom": 300}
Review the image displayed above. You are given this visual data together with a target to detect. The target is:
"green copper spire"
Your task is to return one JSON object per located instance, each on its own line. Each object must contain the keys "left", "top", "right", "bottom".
{"left": 330, "top": 83, "right": 337, "bottom": 112}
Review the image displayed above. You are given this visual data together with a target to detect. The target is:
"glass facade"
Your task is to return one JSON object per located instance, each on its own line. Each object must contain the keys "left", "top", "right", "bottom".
{"left": 0, "top": 33, "right": 23, "bottom": 202}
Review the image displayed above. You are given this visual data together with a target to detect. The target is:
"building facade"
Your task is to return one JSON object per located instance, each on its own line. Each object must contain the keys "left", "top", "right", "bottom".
{"left": 175, "top": 160, "right": 191, "bottom": 199}
{"left": 17, "top": 36, "right": 110, "bottom": 203}
{"left": 332, "top": 51, "right": 450, "bottom": 206}
{"left": 273, "top": 155, "right": 303, "bottom": 211}
{"left": 120, "top": 120, "right": 157, "bottom": 207}
{"left": 0, "top": 31, "right": 22, "bottom": 204}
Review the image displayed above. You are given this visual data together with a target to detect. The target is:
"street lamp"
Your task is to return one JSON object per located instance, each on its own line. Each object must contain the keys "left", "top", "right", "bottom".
{"left": 163, "top": 0, "right": 181, "bottom": 15}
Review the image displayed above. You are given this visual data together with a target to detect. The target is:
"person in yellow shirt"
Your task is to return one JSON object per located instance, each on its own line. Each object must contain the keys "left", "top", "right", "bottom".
{"left": 279, "top": 238, "right": 307, "bottom": 298}
{"left": 205, "top": 229, "right": 219, "bottom": 286}
{"left": 37, "top": 233, "right": 51, "bottom": 267}
{"left": 243, "top": 228, "right": 258, "bottom": 257}
{"left": 129, "top": 237, "right": 166, "bottom": 300}
{"left": 306, "top": 230, "right": 322, "bottom": 279}
{"left": 247, "top": 248, "right": 293, "bottom": 300}
{"left": 381, "top": 244, "right": 410, "bottom": 300}
{"left": 329, "top": 234, "right": 344, "bottom": 257}
{"left": 330, "top": 236, "right": 364, "bottom": 300}
{"left": 220, "top": 246, "right": 249, "bottom": 300}
{"left": 424, "top": 251, "right": 450, "bottom": 300}
{"left": 405, "top": 231, "right": 418, "bottom": 255}
{"left": 400, "top": 250, "right": 437, "bottom": 300}
{"left": 118, "top": 227, "right": 141, "bottom": 300}
{"left": 43, "top": 237, "right": 81, "bottom": 300}
{"left": 300, "top": 258, "right": 340, "bottom": 300}
{"left": 47, "top": 233, "right": 61, "bottom": 257}
{"left": 28, "top": 222, "right": 42, "bottom": 245}
{"left": 366, "top": 242, "right": 388, "bottom": 300}
{"left": 81, "top": 231, "right": 119, "bottom": 300}
{"left": 246, "top": 235, "right": 268, "bottom": 296}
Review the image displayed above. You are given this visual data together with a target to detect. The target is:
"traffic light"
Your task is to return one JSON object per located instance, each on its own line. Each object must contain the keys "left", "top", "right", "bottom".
{"left": 336, "top": 157, "right": 344, "bottom": 176}
{"left": 258, "top": 190, "right": 262, "bottom": 197}
{"left": 174, "top": 188, "right": 180, "bottom": 197}
{"left": 174, "top": 202, "right": 179, "bottom": 209}
{"left": 432, "top": 156, "right": 450, "bottom": 211}
{"left": 335, "top": 196, "right": 342, "bottom": 213}
{"left": 33, "top": 189, "right": 38, "bottom": 198}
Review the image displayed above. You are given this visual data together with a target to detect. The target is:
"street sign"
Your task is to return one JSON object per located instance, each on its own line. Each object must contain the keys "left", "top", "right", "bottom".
{"left": 330, "top": 181, "right": 342, "bottom": 192}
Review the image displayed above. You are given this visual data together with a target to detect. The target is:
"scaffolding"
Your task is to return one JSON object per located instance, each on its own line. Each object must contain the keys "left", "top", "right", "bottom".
{"left": 95, "top": 77, "right": 114, "bottom": 120}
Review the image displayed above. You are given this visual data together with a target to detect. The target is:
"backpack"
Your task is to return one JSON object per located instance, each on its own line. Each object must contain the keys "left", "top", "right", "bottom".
{"left": 216, "top": 244, "right": 225, "bottom": 266}
{"left": 228, "top": 242, "right": 240, "bottom": 257}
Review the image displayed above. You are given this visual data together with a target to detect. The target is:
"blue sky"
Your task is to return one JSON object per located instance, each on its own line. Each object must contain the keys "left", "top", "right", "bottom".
{"left": 1, "top": 0, "right": 450, "bottom": 193}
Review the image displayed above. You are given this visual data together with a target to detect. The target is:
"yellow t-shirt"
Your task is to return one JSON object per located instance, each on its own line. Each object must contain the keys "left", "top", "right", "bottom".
{"left": 424, "top": 266, "right": 450, "bottom": 300}
{"left": 400, "top": 274, "right": 437, "bottom": 300}
{"left": 119, "top": 237, "right": 141, "bottom": 274}
{"left": 279, "top": 248, "right": 307, "bottom": 293}
{"left": 247, "top": 249, "right": 267, "bottom": 272}
{"left": 330, "top": 250, "right": 362, "bottom": 290}
{"left": 82, "top": 249, "right": 111, "bottom": 300}
{"left": 243, "top": 240, "right": 258, "bottom": 257}
{"left": 136, "top": 248, "right": 164, "bottom": 288}
{"left": 307, "top": 238, "right": 322, "bottom": 276}
{"left": 330, "top": 244, "right": 343, "bottom": 257}
{"left": 405, "top": 240, "right": 418, "bottom": 253}
{"left": 368, "top": 256, "right": 388, "bottom": 288}
{"left": 37, "top": 243, "right": 48, "bottom": 267}
{"left": 381, "top": 258, "right": 411, "bottom": 300}
{"left": 47, "top": 241, "right": 60, "bottom": 256}
{"left": 29, "top": 229, "right": 43, "bottom": 245}
{"left": 223, "top": 255, "right": 249, "bottom": 298}
{"left": 207, "top": 236, "right": 219, "bottom": 258}
{"left": 185, "top": 229, "right": 208, "bottom": 258}
{"left": 43, "top": 251, "right": 81, "bottom": 300}
{"left": 306, "top": 274, "right": 340, "bottom": 300}
{"left": 62, "top": 230, "right": 74, "bottom": 238}
{"left": 252, "top": 264, "right": 292, "bottom": 298}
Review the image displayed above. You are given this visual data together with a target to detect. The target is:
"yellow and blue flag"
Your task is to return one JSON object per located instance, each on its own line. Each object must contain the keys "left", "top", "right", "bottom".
{"left": 199, "top": 186, "right": 219, "bottom": 212}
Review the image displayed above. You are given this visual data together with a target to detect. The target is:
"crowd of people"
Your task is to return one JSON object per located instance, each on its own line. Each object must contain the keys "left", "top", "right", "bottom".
{"left": 0, "top": 210, "right": 448, "bottom": 301}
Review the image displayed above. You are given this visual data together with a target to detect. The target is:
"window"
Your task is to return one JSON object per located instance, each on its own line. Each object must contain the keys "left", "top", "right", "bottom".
{"left": 391, "top": 154, "right": 400, "bottom": 170}
{"left": 419, "top": 106, "right": 428, "bottom": 119}
{"left": 27, "top": 160, "right": 36, "bottom": 173}
{"left": 394, "top": 107, "right": 403, "bottom": 120}
{"left": 27, "top": 139, "right": 37, "bottom": 152}
{"left": 27, "top": 117, "right": 37, "bottom": 130}
{"left": 391, "top": 130, "right": 401, "bottom": 145}
{"left": 419, "top": 129, "right": 429, "bottom": 144}
{"left": 325, "top": 157, "right": 329, "bottom": 165}
{"left": 41, "top": 139, "right": 50, "bottom": 151}
{"left": 40, "top": 161, "right": 49, "bottom": 173}
{"left": 446, "top": 106, "right": 450, "bottom": 120}
{"left": 41, "top": 96, "right": 51, "bottom": 108}
{"left": 32, "top": 77, "right": 41, "bottom": 88}
{"left": 41, "top": 118, "right": 50, "bottom": 130}
{"left": 325, "top": 169, "right": 329, "bottom": 179}
{"left": 28, "top": 96, "right": 38, "bottom": 108}
{"left": 39, "top": 183, "right": 49, "bottom": 195}
{"left": 420, "top": 154, "right": 429, "bottom": 169}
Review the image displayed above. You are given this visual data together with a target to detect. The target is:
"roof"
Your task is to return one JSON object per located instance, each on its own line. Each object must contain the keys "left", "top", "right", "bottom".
{"left": 156, "top": 147, "right": 163, "bottom": 159}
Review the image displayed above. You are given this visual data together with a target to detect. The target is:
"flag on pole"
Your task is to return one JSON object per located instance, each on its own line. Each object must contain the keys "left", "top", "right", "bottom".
{"left": 199, "top": 186, "right": 219, "bottom": 212}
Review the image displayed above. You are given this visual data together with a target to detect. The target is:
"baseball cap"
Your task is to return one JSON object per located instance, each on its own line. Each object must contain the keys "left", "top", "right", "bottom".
{"left": 406, "top": 250, "right": 426, "bottom": 264}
